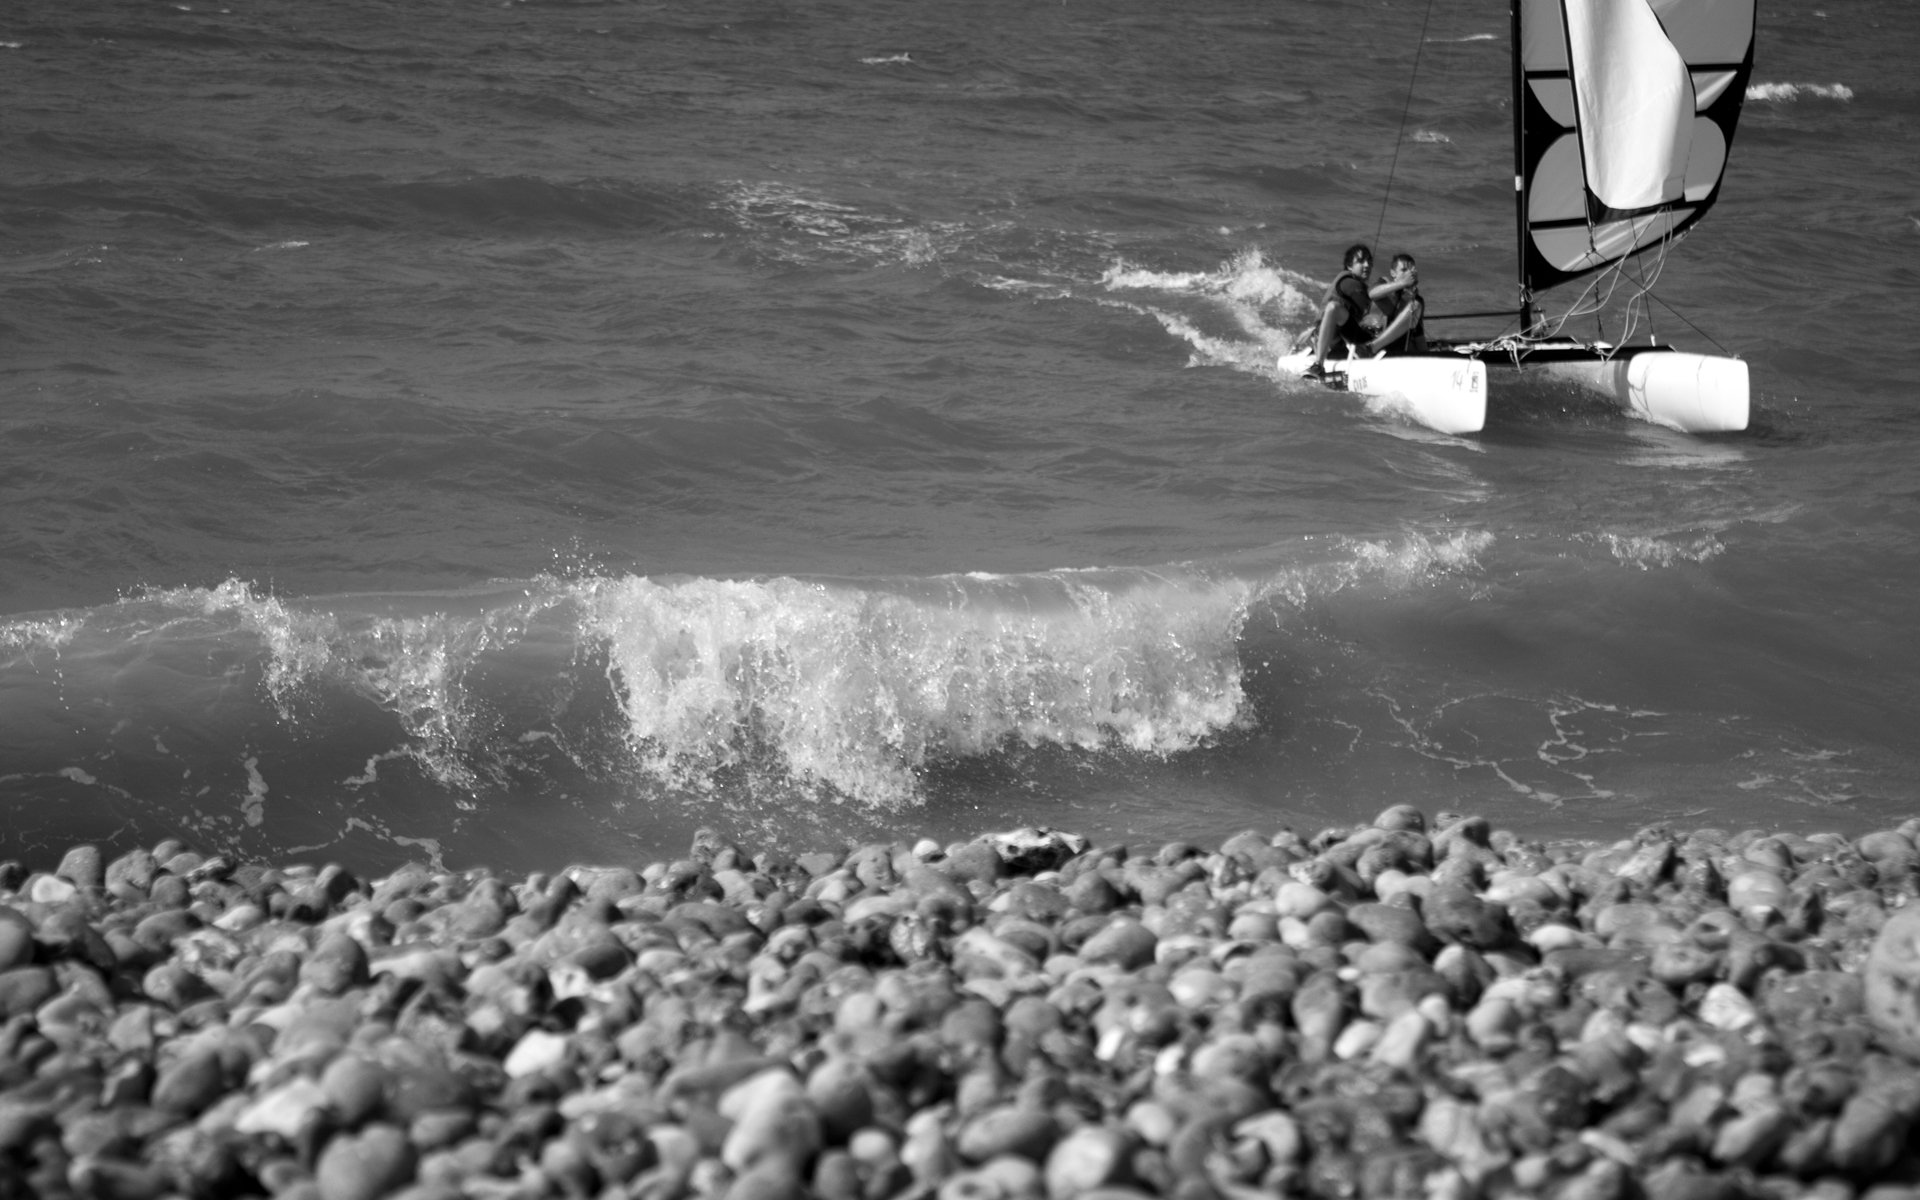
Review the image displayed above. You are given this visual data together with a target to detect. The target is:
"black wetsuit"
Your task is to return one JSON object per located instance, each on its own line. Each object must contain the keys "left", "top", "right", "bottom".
{"left": 1375, "top": 285, "right": 1427, "bottom": 355}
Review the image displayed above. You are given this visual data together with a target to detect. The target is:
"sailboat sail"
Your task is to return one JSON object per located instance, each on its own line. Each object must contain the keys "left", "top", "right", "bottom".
{"left": 1517, "top": 0, "right": 1756, "bottom": 294}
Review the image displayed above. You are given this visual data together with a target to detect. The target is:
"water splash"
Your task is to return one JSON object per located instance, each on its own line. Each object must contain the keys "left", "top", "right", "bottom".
{"left": 583, "top": 570, "right": 1256, "bottom": 808}
{"left": 1589, "top": 532, "right": 1725, "bottom": 570}
{"left": 1101, "top": 248, "right": 1321, "bottom": 376}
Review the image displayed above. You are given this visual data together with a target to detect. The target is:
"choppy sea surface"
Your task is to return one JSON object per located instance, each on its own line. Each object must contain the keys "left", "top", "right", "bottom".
{"left": 4, "top": 0, "right": 1917, "bottom": 877}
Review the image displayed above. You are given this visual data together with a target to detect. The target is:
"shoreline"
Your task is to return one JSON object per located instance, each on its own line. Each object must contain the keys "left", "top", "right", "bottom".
{"left": 4, "top": 809, "right": 1920, "bottom": 1200}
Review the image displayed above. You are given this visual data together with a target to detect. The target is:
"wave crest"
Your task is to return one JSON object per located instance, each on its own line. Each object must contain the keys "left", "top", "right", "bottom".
{"left": 584, "top": 571, "right": 1255, "bottom": 807}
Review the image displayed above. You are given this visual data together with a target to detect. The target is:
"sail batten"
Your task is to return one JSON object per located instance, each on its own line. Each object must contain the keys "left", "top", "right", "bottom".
{"left": 1517, "top": 0, "right": 1754, "bottom": 294}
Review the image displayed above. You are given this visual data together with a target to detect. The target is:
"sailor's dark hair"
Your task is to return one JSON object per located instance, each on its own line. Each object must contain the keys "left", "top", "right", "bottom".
{"left": 1392, "top": 252, "right": 1417, "bottom": 270}
{"left": 1344, "top": 243, "right": 1373, "bottom": 268}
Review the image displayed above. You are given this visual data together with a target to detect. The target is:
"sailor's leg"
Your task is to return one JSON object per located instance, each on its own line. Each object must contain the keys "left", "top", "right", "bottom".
{"left": 1311, "top": 301, "right": 1345, "bottom": 367}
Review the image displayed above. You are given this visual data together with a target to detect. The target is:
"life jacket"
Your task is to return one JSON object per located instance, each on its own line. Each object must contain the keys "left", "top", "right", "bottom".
{"left": 1326, "top": 270, "right": 1373, "bottom": 346}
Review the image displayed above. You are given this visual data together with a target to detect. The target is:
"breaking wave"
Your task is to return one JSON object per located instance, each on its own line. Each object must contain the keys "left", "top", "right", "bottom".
{"left": 0, "top": 534, "right": 1499, "bottom": 815}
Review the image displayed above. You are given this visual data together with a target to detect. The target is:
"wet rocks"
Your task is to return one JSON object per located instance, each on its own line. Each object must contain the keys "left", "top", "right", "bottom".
{"left": 7, "top": 811, "right": 1920, "bottom": 1200}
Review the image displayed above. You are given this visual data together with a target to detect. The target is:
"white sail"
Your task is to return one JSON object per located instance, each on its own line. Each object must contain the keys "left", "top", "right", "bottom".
{"left": 1518, "top": 0, "right": 1755, "bottom": 289}
{"left": 1565, "top": 0, "right": 1692, "bottom": 210}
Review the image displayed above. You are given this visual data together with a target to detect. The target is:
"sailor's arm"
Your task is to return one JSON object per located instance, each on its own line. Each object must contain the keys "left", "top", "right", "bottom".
{"left": 1370, "top": 272, "right": 1416, "bottom": 299}
{"left": 1363, "top": 297, "right": 1422, "bottom": 355}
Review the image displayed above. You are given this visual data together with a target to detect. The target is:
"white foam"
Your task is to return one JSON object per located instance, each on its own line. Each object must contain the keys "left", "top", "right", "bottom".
{"left": 1102, "top": 248, "right": 1312, "bottom": 312}
{"left": 1337, "top": 529, "right": 1495, "bottom": 590}
{"left": 715, "top": 181, "right": 964, "bottom": 267}
{"left": 980, "top": 276, "right": 1070, "bottom": 298}
{"left": 0, "top": 615, "right": 81, "bottom": 660}
{"left": 582, "top": 571, "right": 1255, "bottom": 808}
{"left": 1591, "top": 532, "right": 1725, "bottom": 570}
{"left": 1103, "top": 264, "right": 1217, "bottom": 292}
{"left": 1101, "top": 248, "right": 1322, "bottom": 382}
{"left": 1746, "top": 82, "right": 1853, "bottom": 103}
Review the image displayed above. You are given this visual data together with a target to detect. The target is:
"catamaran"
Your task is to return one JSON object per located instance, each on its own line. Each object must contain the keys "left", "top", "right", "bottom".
{"left": 1281, "top": 0, "right": 1757, "bottom": 436}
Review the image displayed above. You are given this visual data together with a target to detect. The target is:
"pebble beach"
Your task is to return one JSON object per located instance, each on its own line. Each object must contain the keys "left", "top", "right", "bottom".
{"left": 6, "top": 808, "right": 1920, "bottom": 1200}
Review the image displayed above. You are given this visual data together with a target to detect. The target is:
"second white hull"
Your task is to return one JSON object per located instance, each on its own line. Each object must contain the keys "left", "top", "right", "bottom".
{"left": 1500, "top": 348, "right": 1749, "bottom": 433}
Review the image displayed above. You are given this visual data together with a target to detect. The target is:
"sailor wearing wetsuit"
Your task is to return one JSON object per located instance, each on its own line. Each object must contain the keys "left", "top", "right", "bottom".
{"left": 1304, "top": 243, "right": 1375, "bottom": 378}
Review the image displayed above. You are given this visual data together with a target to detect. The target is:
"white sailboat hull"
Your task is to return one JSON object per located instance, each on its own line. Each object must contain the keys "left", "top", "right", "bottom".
{"left": 1485, "top": 346, "right": 1750, "bottom": 433}
{"left": 1278, "top": 351, "right": 1487, "bottom": 435}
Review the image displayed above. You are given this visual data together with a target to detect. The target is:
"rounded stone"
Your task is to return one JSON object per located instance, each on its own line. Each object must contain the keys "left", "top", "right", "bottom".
{"left": 1344, "top": 903, "right": 1438, "bottom": 955}
{"left": 1272, "top": 882, "right": 1333, "bottom": 921}
{"left": 812, "top": 1150, "right": 862, "bottom": 1200}
{"left": 0, "top": 966, "right": 57, "bottom": 1018}
{"left": 152, "top": 1050, "right": 227, "bottom": 1117}
{"left": 1077, "top": 919, "right": 1158, "bottom": 971}
{"left": 1064, "top": 872, "right": 1122, "bottom": 915}
{"left": 56, "top": 845, "right": 105, "bottom": 891}
{"left": 956, "top": 1106, "right": 1060, "bottom": 1163}
{"left": 1421, "top": 887, "right": 1510, "bottom": 949}
{"left": 1726, "top": 870, "right": 1791, "bottom": 914}
{"left": 321, "top": 1054, "right": 391, "bottom": 1128}
{"left": 1865, "top": 901, "right": 1920, "bottom": 1059}
{"left": 719, "top": 1069, "right": 822, "bottom": 1173}
{"left": 503, "top": 1029, "right": 570, "bottom": 1079}
{"left": 0, "top": 908, "right": 34, "bottom": 972}
{"left": 301, "top": 934, "right": 371, "bottom": 995}
{"left": 726, "top": 1158, "right": 807, "bottom": 1200}
{"left": 1044, "top": 1127, "right": 1133, "bottom": 1200}
{"left": 806, "top": 1057, "right": 875, "bottom": 1142}
{"left": 1858, "top": 831, "right": 1917, "bottom": 863}
{"left": 1374, "top": 806, "right": 1428, "bottom": 834}
{"left": 945, "top": 841, "right": 1005, "bottom": 886}
{"left": 315, "top": 1123, "right": 417, "bottom": 1200}
{"left": 1650, "top": 941, "right": 1721, "bottom": 987}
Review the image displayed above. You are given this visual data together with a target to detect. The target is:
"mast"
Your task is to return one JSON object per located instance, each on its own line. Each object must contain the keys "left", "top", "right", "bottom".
{"left": 1509, "top": 0, "right": 1535, "bottom": 335}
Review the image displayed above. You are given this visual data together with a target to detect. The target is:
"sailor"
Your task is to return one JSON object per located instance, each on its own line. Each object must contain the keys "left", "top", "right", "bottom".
{"left": 1303, "top": 243, "right": 1376, "bottom": 378}
{"left": 1364, "top": 253, "right": 1426, "bottom": 356}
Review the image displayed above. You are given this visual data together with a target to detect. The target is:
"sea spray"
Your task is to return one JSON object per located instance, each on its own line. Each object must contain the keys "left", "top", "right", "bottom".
{"left": 1102, "top": 249, "right": 1336, "bottom": 377}
{"left": 583, "top": 570, "right": 1257, "bottom": 808}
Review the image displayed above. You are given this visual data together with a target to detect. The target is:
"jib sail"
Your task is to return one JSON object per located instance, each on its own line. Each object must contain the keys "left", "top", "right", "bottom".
{"left": 1515, "top": 0, "right": 1756, "bottom": 294}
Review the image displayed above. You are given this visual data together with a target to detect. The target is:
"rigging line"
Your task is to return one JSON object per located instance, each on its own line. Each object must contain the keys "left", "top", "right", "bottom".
{"left": 1649, "top": 291, "right": 1735, "bottom": 355}
{"left": 1541, "top": 227, "right": 1683, "bottom": 354}
{"left": 1619, "top": 223, "right": 1677, "bottom": 346}
{"left": 1372, "top": 0, "right": 1443, "bottom": 248}
{"left": 1622, "top": 224, "right": 1668, "bottom": 344}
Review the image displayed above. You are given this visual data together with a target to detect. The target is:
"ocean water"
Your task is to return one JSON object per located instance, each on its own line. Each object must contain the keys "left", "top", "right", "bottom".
{"left": 4, "top": 0, "right": 1917, "bottom": 878}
